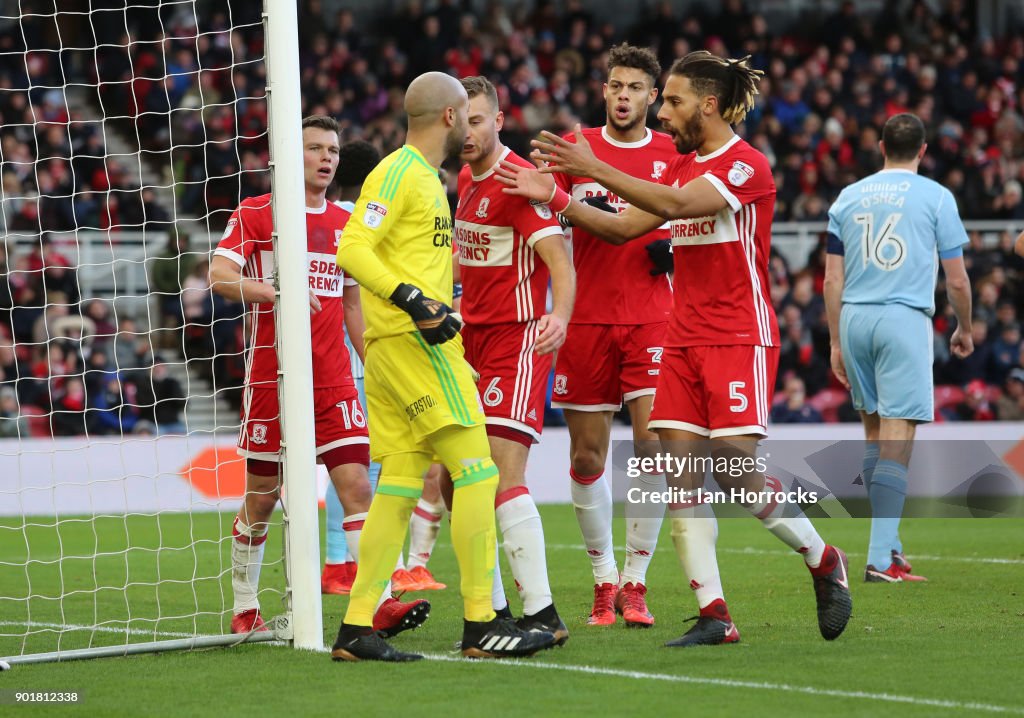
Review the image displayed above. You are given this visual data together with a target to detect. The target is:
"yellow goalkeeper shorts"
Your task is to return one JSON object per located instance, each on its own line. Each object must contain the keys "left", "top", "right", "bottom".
{"left": 363, "top": 331, "right": 484, "bottom": 462}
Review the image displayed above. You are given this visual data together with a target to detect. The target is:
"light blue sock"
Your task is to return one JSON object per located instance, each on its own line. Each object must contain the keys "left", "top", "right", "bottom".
{"left": 323, "top": 371, "right": 382, "bottom": 565}
{"left": 868, "top": 459, "right": 908, "bottom": 569}
{"left": 325, "top": 480, "right": 348, "bottom": 564}
{"left": 862, "top": 442, "right": 880, "bottom": 494}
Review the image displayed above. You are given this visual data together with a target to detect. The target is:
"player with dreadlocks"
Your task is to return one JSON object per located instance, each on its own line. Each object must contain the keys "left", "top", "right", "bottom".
{"left": 497, "top": 51, "right": 853, "bottom": 647}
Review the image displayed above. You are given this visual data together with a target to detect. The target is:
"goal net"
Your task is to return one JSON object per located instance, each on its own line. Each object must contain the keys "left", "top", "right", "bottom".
{"left": 0, "top": 0, "right": 318, "bottom": 663}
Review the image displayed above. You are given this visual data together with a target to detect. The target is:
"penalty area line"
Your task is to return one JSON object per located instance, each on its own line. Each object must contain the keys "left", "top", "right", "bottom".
{"left": 422, "top": 653, "right": 1024, "bottom": 715}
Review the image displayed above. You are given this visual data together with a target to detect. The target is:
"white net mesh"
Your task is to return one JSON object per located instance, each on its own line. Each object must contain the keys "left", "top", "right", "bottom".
{"left": 0, "top": 0, "right": 286, "bottom": 658}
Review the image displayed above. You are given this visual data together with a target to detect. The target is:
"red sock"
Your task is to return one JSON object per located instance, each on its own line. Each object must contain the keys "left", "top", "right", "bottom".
{"left": 808, "top": 545, "right": 838, "bottom": 577}
{"left": 700, "top": 598, "right": 732, "bottom": 622}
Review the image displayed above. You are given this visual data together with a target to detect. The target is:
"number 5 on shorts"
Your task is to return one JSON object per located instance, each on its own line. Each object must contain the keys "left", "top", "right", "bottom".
{"left": 729, "top": 381, "right": 748, "bottom": 413}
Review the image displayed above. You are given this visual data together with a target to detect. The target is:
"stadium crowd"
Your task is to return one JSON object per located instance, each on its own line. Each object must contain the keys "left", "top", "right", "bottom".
{"left": 3, "top": 0, "right": 1024, "bottom": 435}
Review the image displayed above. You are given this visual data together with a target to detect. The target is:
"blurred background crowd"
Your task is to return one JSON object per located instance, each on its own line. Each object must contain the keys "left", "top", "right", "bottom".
{"left": 3, "top": 0, "right": 1024, "bottom": 436}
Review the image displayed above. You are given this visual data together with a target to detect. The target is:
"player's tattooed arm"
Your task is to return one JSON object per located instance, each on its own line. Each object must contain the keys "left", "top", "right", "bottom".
{"left": 530, "top": 125, "right": 728, "bottom": 221}
{"left": 495, "top": 160, "right": 662, "bottom": 245}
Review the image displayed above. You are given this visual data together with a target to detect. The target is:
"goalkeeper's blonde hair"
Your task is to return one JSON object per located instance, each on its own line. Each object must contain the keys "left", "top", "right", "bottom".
{"left": 669, "top": 51, "right": 763, "bottom": 125}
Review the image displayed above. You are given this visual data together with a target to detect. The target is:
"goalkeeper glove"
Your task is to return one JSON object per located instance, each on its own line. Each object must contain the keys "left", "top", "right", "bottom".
{"left": 559, "top": 194, "right": 618, "bottom": 228}
{"left": 390, "top": 282, "right": 462, "bottom": 345}
{"left": 646, "top": 239, "right": 673, "bottom": 276}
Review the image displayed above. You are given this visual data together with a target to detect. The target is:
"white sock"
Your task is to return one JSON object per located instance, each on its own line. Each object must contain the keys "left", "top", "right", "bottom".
{"left": 231, "top": 516, "right": 268, "bottom": 613}
{"left": 407, "top": 499, "right": 444, "bottom": 570}
{"left": 746, "top": 476, "right": 826, "bottom": 567}
{"left": 492, "top": 542, "right": 508, "bottom": 611}
{"left": 342, "top": 512, "right": 366, "bottom": 563}
{"left": 570, "top": 468, "right": 618, "bottom": 586}
{"left": 496, "top": 487, "right": 552, "bottom": 616}
{"left": 622, "top": 471, "right": 666, "bottom": 586}
{"left": 668, "top": 500, "right": 724, "bottom": 610}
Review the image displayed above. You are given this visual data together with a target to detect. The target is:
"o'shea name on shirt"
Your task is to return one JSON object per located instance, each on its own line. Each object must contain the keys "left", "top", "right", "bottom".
{"left": 857, "top": 180, "right": 910, "bottom": 209}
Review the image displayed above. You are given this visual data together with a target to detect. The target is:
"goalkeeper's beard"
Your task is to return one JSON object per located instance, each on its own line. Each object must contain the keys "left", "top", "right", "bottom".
{"left": 445, "top": 125, "right": 467, "bottom": 160}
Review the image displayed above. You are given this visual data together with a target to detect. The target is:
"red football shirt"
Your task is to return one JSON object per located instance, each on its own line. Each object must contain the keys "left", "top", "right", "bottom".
{"left": 214, "top": 194, "right": 356, "bottom": 389}
{"left": 659, "top": 135, "right": 780, "bottom": 348}
{"left": 454, "top": 148, "right": 564, "bottom": 325}
{"left": 554, "top": 126, "right": 674, "bottom": 325}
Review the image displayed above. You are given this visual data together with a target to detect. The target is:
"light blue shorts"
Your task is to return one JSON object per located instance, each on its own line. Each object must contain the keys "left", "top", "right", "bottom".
{"left": 839, "top": 303, "right": 934, "bottom": 422}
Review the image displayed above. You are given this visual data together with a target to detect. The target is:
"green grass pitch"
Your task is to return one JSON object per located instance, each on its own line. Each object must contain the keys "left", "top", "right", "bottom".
{"left": 1, "top": 506, "right": 1022, "bottom": 717}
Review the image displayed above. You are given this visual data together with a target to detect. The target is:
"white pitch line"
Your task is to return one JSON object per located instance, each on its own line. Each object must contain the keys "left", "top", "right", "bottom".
{"left": 422, "top": 653, "right": 1024, "bottom": 715}
{"left": 538, "top": 543, "right": 1024, "bottom": 566}
{"left": 0, "top": 621, "right": 212, "bottom": 640}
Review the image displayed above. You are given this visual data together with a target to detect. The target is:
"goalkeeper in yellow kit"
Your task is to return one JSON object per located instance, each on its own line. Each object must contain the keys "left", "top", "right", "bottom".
{"left": 331, "top": 71, "right": 556, "bottom": 662}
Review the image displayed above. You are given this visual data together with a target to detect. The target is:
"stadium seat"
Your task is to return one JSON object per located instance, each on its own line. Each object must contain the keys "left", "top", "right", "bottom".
{"left": 21, "top": 405, "right": 50, "bottom": 437}
{"left": 808, "top": 388, "right": 849, "bottom": 423}
{"left": 934, "top": 385, "right": 965, "bottom": 411}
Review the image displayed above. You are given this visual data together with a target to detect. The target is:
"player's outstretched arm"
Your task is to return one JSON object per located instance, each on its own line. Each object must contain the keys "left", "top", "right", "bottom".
{"left": 823, "top": 250, "right": 848, "bottom": 389}
{"left": 495, "top": 160, "right": 662, "bottom": 245}
{"left": 942, "top": 254, "right": 974, "bottom": 359}
{"left": 209, "top": 255, "right": 321, "bottom": 313}
{"left": 532, "top": 234, "right": 576, "bottom": 355}
{"left": 531, "top": 125, "right": 728, "bottom": 221}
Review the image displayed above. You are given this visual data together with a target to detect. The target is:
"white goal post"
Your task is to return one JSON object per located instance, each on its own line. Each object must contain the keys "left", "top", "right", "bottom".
{"left": 0, "top": 0, "right": 323, "bottom": 664}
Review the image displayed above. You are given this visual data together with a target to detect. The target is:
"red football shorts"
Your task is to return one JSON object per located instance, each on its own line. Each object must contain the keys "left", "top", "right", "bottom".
{"left": 552, "top": 322, "right": 666, "bottom": 411}
{"left": 237, "top": 384, "right": 369, "bottom": 463}
{"left": 648, "top": 345, "right": 779, "bottom": 438}
{"left": 463, "top": 321, "right": 551, "bottom": 444}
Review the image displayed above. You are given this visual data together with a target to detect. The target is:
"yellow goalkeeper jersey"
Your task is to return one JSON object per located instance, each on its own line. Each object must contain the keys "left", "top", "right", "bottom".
{"left": 336, "top": 144, "right": 453, "bottom": 341}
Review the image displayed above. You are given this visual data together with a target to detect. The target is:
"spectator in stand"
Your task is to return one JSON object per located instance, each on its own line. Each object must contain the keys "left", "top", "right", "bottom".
{"left": 996, "top": 368, "right": 1024, "bottom": 420}
{"left": 135, "top": 356, "right": 187, "bottom": 435}
{"left": 91, "top": 373, "right": 140, "bottom": 436}
{"left": 771, "top": 375, "right": 824, "bottom": 424}
{"left": 777, "top": 309, "right": 829, "bottom": 395}
{"left": 150, "top": 234, "right": 197, "bottom": 333}
{"left": 0, "top": 338, "right": 34, "bottom": 405}
{"left": 943, "top": 379, "right": 996, "bottom": 421}
{"left": 51, "top": 376, "right": 89, "bottom": 436}
{"left": 83, "top": 299, "right": 117, "bottom": 348}
{"left": 990, "top": 322, "right": 1022, "bottom": 385}
{"left": 113, "top": 317, "right": 152, "bottom": 372}
{"left": 940, "top": 318, "right": 994, "bottom": 385}
{"left": 0, "top": 386, "right": 28, "bottom": 438}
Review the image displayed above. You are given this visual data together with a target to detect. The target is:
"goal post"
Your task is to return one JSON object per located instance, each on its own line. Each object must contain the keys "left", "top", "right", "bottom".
{"left": 0, "top": 0, "right": 323, "bottom": 664}
{"left": 264, "top": 0, "right": 324, "bottom": 652}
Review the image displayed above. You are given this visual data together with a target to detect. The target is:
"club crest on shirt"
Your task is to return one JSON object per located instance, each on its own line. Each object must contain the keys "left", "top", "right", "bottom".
{"left": 533, "top": 202, "right": 553, "bottom": 220}
{"left": 728, "top": 161, "right": 754, "bottom": 187}
{"left": 364, "top": 202, "right": 388, "bottom": 229}
{"left": 221, "top": 218, "right": 238, "bottom": 240}
{"left": 250, "top": 423, "right": 268, "bottom": 445}
{"left": 652, "top": 161, "right": 667, "bottom": 180}
{"left": 334, "top": 229, "right": 343, "bottom": 247}
{"left": 475, "top": 197, "right": 490, "bottom": 219}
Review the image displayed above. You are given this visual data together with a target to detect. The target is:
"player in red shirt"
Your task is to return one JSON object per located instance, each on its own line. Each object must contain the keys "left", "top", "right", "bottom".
{"left": 497, "top": 52, "right": 852, "bottom": 646}
{"left": 454, "top": 76, "right": 574, "bottom": 643}
{"left": 549, "top": 44, "right": 675, "bottom": 629}
{"left": 209, "top": 115, "right": 427, "bottom": 637}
